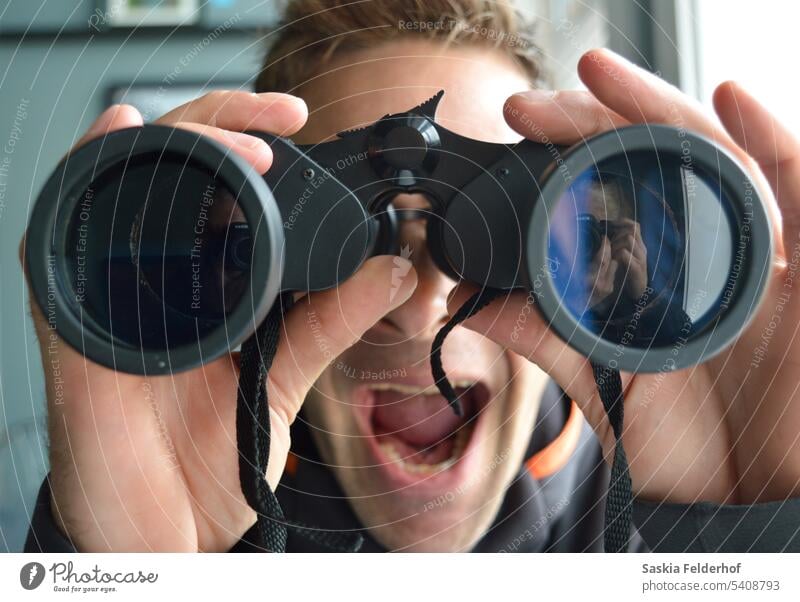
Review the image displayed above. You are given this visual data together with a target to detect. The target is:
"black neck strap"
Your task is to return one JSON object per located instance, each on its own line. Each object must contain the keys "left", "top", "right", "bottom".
{"left": 430, "top": 288, "right": 633, "bottom": 552}
{"left": 235, "top": 293, "right": 363, "bottom": 552}
{"left": 591, "top": 363, "right": 633, "bottom": 552}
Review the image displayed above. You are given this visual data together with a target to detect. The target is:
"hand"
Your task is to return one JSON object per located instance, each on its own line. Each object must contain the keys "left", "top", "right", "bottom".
{"left": 20, "top": 93, "right": 418, "bottom": 551}
{"left": 609, "top": 218, "right": 648, "bottom": 299}
{"left": 586, "top": 236, "right": 618, "bottom": 307}
{"left": 450, "top": 48, "right": 800, "bottom": 506}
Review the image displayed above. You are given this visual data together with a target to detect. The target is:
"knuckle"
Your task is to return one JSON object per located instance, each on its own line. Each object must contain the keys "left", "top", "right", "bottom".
{"left": 581, "top": 99, "right": 614, "bottom": 135}
{"left": 197, "top": 90, "right": 239, "bottom": 121}
{"left": 266, "top": 377, "right": 296, "bottom": 425}
{"left": 590, "top": 106, "right": 608, "bottom": 136}
{"left": 573, "top": 97, "right": 601, "bottom": 137}
{"left": 205, "top": 89, "right": 231, "bottom": 104}
{"left": 315, "top": 314, "right": 357, "bottom": 354}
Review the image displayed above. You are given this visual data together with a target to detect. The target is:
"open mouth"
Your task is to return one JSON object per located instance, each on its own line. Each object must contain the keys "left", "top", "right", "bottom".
{"left": 355, "top": 380, "right": 491, "bottom": 481}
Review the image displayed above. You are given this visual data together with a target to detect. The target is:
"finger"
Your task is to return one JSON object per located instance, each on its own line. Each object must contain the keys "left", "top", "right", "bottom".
{"left": 604, "top": 259, "right": 620, "bottom": 292}
{"left": 714, "top": 80, "right": 800, "bottom": 236}
{"left": 609, "top": 224, "right": 633, "bottom": 238}
{"left": 577, "top": 49, "right": 736, "bottom": 149}
{"left": 170, "top": 122, "right": 272, "bottom": 173}
{"left": 446, "top": 285, "right": 598, "bottom": 400}
{"left": 610, "top": 226, "right": 634, "bottom": 241}
{"left": 616, "top": 248, "right": 636, "bottom": 266}
{"left": 504, "top": 89, "right": 629, "bottom": 144}
{"left": 268, "top": 255, "right": 418, "bottom": 423}
{"left": 610, "top": 218, "right": 638, "bottom": 233}
{"left": 598, "top": 237, "right": 612, "bottom": 273}
{"left": 74, "top": 103, "right": 143, "bottom": 150}
{"left": 155, "top": 91, "right": 308, "bottom": 136}
{"left": 588, "top": 258, "right": 606, "bottom": 288}
{"left": 626, "top": 240, "right": 647, "bottom": 264}
{"left": 611, "top": 232, "right": 636, "bottom": 252}
{"left": 589, "top": 238, "right": 606, "bottom": 273}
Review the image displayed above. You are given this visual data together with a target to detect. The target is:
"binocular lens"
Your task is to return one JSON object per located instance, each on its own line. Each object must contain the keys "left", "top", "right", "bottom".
{"left": 547, "top": 150, "right": 738, "bottom": 351}
{"left": 64, "top": 155, "right": 251, "bottom": 351}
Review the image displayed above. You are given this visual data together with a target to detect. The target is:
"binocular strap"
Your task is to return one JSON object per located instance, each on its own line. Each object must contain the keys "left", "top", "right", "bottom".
{"left": 591, "top": 363, "right": 633, "bottom": 552}
{"left": 235, "top": 294, "right": 363, "bottom": 552}
{"left": 430, "top": 288, "right": 633, "bottom": 553}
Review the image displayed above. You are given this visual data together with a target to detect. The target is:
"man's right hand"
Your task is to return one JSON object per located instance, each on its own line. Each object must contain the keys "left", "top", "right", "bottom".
{"left": 20, "top": 92, "right": 418, "bottom": 552}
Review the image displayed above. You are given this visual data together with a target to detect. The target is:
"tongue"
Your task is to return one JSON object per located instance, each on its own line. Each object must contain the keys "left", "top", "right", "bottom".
{"left": 372, "top": 389, "right": 465, "bottom": 447}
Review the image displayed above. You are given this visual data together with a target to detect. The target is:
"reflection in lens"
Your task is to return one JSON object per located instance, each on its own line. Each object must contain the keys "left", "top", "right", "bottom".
{"left": 547, "top": 151, "right": 736, "bottom": 349}
{"left": 64, "top": 155, "right": 251, "bottom": 350}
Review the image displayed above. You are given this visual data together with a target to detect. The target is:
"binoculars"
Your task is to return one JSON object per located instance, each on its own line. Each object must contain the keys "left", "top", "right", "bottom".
{"left": 25, "top": 91, "right": 772, "bottom": 375}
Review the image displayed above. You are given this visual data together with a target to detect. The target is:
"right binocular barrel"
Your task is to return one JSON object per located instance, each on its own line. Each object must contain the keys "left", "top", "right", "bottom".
{"left": 527, "top": 125, "right": 771, "bottom": 372}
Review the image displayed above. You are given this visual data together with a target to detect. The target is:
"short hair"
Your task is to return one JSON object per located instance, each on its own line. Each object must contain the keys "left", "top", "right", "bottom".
{"left": 255, "top": 0, "right": 544, "bottom": 94}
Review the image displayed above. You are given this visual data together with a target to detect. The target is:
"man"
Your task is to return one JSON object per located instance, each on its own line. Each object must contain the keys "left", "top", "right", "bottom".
{"left": 23, "top": 0, "right": 800, "bottom": 552}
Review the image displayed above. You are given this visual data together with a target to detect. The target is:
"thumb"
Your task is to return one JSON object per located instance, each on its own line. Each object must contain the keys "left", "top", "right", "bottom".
{"left": 445, "top": 282, "right": 599, "bottom": 405}
{"left": 268, "top": 255, "right": 418, "bottom": 429}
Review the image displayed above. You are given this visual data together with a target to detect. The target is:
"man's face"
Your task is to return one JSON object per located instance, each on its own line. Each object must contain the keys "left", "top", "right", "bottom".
{"left": 292, "top": 40, "right": 550, "bottom": 551}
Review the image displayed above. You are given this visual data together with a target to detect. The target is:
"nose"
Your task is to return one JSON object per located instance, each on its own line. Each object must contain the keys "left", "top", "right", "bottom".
{"left": 376, "top": 193, "right": 454, "bottom": 339}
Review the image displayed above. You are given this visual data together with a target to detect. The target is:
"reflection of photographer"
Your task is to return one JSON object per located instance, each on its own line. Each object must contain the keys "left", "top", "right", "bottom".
{"left": 567, "top": 169, "right": 696, "bottom": 348}
{"left": 18, "top": 0, "right": 800, "bottom": 554}
{"left": 578, "top": 213, "right": 648, "bottom": 313}
{"left": 579, "top": 174, "right": 649, "bottom": 310}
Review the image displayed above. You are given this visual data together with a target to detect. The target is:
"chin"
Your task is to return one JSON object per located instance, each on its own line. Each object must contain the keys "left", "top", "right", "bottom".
{"left": 335, "top": 452, "right": 507, "bottom": 551}
{"left": 364, "top": 506, "right": 495, "bottom": 552}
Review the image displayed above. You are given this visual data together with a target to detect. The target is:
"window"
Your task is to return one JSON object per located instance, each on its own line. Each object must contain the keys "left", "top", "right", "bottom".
{"left": 693, "top": 0, "right": 800, "bottom": 134}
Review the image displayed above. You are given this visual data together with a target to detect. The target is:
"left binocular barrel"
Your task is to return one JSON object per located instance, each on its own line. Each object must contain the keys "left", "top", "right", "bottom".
{"left": 25, "top": 126, "right": 285, "bottom": 374}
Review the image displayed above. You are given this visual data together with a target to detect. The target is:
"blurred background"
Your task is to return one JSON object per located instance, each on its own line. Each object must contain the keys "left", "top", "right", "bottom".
{"left": 0, "top": 0, "right": 797, "bottom": 551}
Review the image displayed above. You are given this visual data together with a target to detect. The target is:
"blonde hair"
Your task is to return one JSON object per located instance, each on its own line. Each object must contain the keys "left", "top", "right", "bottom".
{"left": 255, "top": 0, "right": 543, "bottom": 94}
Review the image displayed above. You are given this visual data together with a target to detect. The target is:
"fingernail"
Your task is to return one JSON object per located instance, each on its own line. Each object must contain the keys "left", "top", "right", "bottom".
{"left": 224, "top": 130, "right": 269, "bottom": 150}
{"left": 86, "top": 105, "right": 117, "bottom": 136}
{"left": 257, "top": 93, "right": 307, "bottom": 111}
{"left": 513, "top": 89, "right": 556, "bottom": 104}
{"left": 589, "top": 48, "right": 643, "bottom": 73}
{"left": 446, "top": 285, "right": 460, "bottom": 310}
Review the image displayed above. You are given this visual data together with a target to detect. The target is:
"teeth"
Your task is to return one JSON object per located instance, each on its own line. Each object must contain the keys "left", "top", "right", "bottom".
{"left": 379, "top": 441, "right": 403, "bottom": 463}
{"left": 370, "top": 381, "right": 481, "bottom": 475}
{"left": 451, "top": 427, "right": 471, "bottom": 457}
{"left": 367, "top": 380, "right": 475, "bottom": 395}
{"left": 378, "top": 425, "right": 473, "bottom": 475}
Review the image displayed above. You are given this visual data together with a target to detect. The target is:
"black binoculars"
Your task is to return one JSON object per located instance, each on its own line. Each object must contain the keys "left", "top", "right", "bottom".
{"left": 25, "top": 91, "right": 772, "bottom": 374}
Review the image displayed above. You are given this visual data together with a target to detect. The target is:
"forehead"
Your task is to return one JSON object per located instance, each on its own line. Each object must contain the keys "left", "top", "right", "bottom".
{"left": 293, "top": 40, "right": 532, "bottom": 145}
